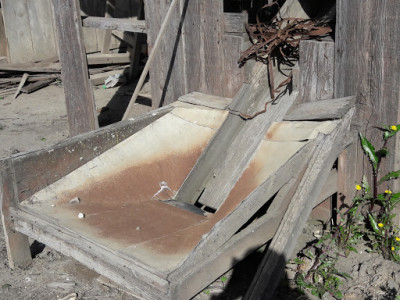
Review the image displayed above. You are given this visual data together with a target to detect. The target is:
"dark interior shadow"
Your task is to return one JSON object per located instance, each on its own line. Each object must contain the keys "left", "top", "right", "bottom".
{"left": 197, "top": 245, "right": 308, "bottom": 300}
{"left": 79, "top": 0, "right": 141, "bottom": 18}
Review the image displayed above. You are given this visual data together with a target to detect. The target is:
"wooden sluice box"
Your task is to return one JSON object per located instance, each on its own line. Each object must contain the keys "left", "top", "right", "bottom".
{"left": 1, "top": 87, "right": 355, "bottom": 299}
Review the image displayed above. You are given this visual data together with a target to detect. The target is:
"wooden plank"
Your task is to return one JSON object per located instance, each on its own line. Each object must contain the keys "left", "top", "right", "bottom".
{"left": 12, "top": 209, "right": 169, "bottom": 300}
{"left": 0, "top": 8, "right": 8, "bottom": 57}
{"left": 1, "top": 0, "right": 35, "bottom": 63}
{"left": 51, "top": 0, "right": 98, "bottom": 136}
{"left": 297, "top": 39, "right": 334, "bottom": 104}
{"left": 178, "top": 92, "right": 232, "bottom": 110}
{"left": 316, "top": 168, "right": 338, "bottom": 206}
{"left": 83, "top": 16, "right": 146, "bottom": 33}
{"left": 87, "top": 53, "right": 130, "bottom": 65}
{"left": 144, "top": 0, "right": 186, "bottom": 108}
{"left": 20, "top": 78, "right": 55, "bottom": 94}
{"left": 0, "top": 160, "right": 32, "bottom": 269}
{"left": 284, "top": 96, "right": 356, "bottom": 121}
{"left": 13, "top": 72, "right": 29, "bottom": 99}
{"left": 175, "top": 63, "right": 289, "bottom": 206}
{"left": 222, "top": 34, "right": 245, "bottom": 97}
{"left": 197, "top": 88, "right": 298, "bottom": 209}
{"left": 223, "top": 12, "right": 247, "bottom": 34}
{"left": 10, "top": 107, "right": 172, "bottom": 203}
{"left": 169, "top": 139, "right": 317, "bottom": 283}
{"left": 26, "top": 0, "right": 58, "bottom": 61}
{"left": 244, "top": 107, "right": 355, "bottom": 300}
{"left": 170, "top": 177, "right": 302, "bottom": 300}
{"left": 0, "top": 61, "right": 61, "bottom": 73}
{"left": 335, "top": 1, "right": 400, "bottom": 222}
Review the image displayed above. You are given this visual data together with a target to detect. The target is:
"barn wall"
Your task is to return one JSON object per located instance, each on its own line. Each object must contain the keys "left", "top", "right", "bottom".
{"left": 0, "top": 0, "right": 140, "bottom": 63}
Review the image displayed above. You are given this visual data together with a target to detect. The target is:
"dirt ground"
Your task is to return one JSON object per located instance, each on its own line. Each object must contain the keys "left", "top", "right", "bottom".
{"left": 1, "top": 82, "right": 400, "bottom": 300}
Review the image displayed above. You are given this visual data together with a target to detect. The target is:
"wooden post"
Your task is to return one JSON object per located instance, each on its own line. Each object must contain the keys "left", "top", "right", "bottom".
{"left": 1, "top": 160, "right": 32, "bottom": 269}
{"left": 51, "top": 0, "right": 98, "bottom": 136}
{"left": 335, "top": 1, "right": 400, "bottom": 216}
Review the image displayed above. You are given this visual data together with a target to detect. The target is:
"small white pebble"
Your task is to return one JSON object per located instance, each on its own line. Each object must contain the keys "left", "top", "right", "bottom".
{"left": 78, "top": 212, "right": 85, "bottom": 219}
{"left": 79, "top": 157, "right": 83, "bottom": 160}
{"left": 51, "top": 204, "right": 56, "bottom": 207}
{"left": 136, "top": 226, "right": 141, "bottom": 231}
{"left": 152, "top": 113, "right": 157, "bottom": 116}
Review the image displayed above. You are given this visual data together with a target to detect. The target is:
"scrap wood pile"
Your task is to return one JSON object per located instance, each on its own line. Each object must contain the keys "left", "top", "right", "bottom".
{"left": 0, "top": 54, "right": 131, "bottom": 99}
{"left": 239, "top": 2, "right": 332, "bottom": 99}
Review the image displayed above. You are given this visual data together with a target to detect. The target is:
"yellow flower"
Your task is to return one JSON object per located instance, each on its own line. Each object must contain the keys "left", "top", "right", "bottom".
{"left": 378, "top": 223, "right": 384, "bottom": 228}
{"left": 391, "top": 125, "right": 397, "bottom": 131}
{"left": 396, "top": 237, "right": 400, "bottom": 242}
{"left": 356, "top": 184, "right": 362, "bottom": 191}
{"left": 392, "top": 246, "right": 395, "bottom": 251}
{"left": 385, "top": 190, "right": 392, "bottom": 194}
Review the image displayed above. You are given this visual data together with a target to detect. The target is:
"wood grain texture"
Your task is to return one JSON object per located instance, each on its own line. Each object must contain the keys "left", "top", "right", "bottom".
{"left": 13, "top": 209, "right": 169, "bottom": 300}
{"left": 169, "top": 139, "right": 316, "bottom": 282}
{"left": 51, "top": 0, "right": 98, "bottom": 136}
{"left": 284, "top": 96, "right": 356, "bottom": 121}
{"left": 335, "top": 0, "right": 400, "bottom": 214}
{"left": 223, "top": 12, "right": 247, "bottom": 34}
{"left": 297, "top": 39, "right": 334, "bottom": 104}
{"left": 245, "top": 108, "right": 355, "bottom": 299}
{"left": 170, "top": 177, "right": 302, "bottom": 300}
{"left": 1, "top": 0, "right": 35, "bottom": 63}
{"left": 0, "top": 8, "right": 9, "bottom": 57}
{"left": 144, "top": 0, "right": 187, "bottom": 107}
{"left": 26, "top": 0, "right": 58, "bottom": 61}
{"left": 83, "top": 16, "right": 146, "bottom": 32}
{"left": 0, "top": 160, "right": 32, "bottom": 269}
{"left": 11, "top": 107, "right": 171, "bottom": 203}
{"left": 178, "top": 92, "right": 232, "bottom": 110}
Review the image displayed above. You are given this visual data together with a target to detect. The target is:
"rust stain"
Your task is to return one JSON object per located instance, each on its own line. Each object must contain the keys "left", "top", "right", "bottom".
{"left": 54, "top": 149, "right": 207, "bottom": 252}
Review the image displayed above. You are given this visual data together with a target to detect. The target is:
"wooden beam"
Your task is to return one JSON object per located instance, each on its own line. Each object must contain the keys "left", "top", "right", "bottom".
{"left": 87, "top": 53, "right": 130, "bottom": 65}
{"left": 335, "top": 1, "right": 400, "bottom": 220}
{"left": 284, "top": 96, "right": 356, "bottom": 121}
{"left": 178, "top": 92, "right": 232, "bottom": 110}
{"left": 169, "top": 139, "right": 317, "bottom": 283}
{"left": 0, "top": 160, "right": 32, "bottom": 269}
{"left": 244, "top": 107, "right": 355, "bottom": 300}
{"left": 51, "top": 0, "right": 98, "bottom": 136}
{"left": 296, "top": 39, "right": 335, "bottom": 104}
{"left": 82, "top": 16, "right": 146, "bottom": 33}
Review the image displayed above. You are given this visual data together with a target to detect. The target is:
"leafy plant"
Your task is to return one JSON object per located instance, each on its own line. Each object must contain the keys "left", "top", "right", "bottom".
{"left": 293, "top": 124, "right": 400, "bottom": 299}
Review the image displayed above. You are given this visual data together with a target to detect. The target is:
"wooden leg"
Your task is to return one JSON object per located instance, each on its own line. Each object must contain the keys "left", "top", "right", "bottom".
{"left": 1, "top": 160, "right": 32, "bottom": 269}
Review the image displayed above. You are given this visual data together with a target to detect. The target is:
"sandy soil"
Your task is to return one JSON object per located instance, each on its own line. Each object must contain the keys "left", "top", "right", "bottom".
{"left": 1, "top": 82, "right": 399, "bottom": 300}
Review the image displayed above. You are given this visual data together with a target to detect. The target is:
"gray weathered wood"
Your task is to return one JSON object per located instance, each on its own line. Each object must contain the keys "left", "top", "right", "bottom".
{"left": 12, "top": 209, "right": 169, "bottom": 300}
{"left": 13, "top": 73, "right": 29, "bottom": 99}
{"left": 10, "top": 107, "right": 172, "bottom": 203}
{"left": 245, "top": 107, "right": 355, "bottom": 300}
{"left": 284, "top": 96, "right": 356, "bottom": 121}
{"left": 144, "top": 0, "right": 186, "bottom": 108}
{"left": 0, "top": 8, "right": 7, "bottom": 57}
{"left": 51, "top": 0, "right": 98, "bottom": 136}
{"left": 123, "top": 0, "right": 182, "bottom": 117}
{"left": 198, "top": 91, "right": 298, "bottom": 209}
{"left": 20, "top": 78, "right": 56, "bottom": 94}
{"left": 0, "top": 160, "right": 32, "bottom": 269}
{"left": 87, "top": 53, "right": 130, "bottom": 65}
{"left": 83, "top": 16, "right": 146, "bottom": 33}
{"left": 223, "top": 12, "right": 247, "bottom": 34}
{"left": 169, "top": 139, "right": 316, "bottom": 282}
{"left": 335, "top": 1, "right": 400, "bottom": 222}
{"left": 178, "top": 92, "right": 232, "bottom": 110}
{"left": 297, "top": 39, "right": 334, "bottom": 104}
{"left": 170, "top": 177, "right": 301, "bottom": 300}
{"left": 1, "top": 0, "right": 35, "bottom": 63}
{"left": 26, "top": 0, "right": 58, "bottom": 61}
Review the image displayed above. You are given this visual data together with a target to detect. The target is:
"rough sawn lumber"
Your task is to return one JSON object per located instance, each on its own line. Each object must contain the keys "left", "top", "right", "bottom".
{"left": 245, "top": 106, "right": 355, "bottom": 300}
